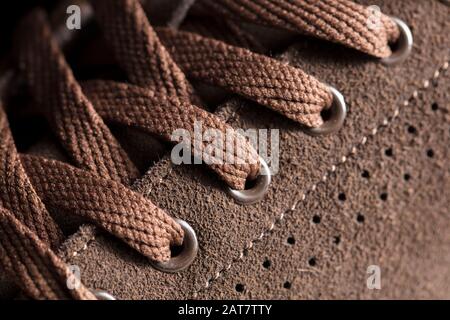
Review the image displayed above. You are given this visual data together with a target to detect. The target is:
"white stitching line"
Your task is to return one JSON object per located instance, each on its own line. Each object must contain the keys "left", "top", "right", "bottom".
{"left": 64, "top": 60, "right": 449, "bottom": 295}
{"left": 191, "top": 59, "right": 450, "bottom": 297}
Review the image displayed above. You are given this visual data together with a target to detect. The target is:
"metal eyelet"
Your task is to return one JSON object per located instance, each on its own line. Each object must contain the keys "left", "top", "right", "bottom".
{"left": 381, "top": 17, "right": 413, "bottom": 66}
{"left": 92, "top": 290, "right": 116, "bottom": 300}
{"left": 150, "top": 219, "right": 198, "bottom": 273}
{"left": 304, "top": 86, "right": 347, "bottom": 136}
{"left": 227, "top": 157, "right": 271, "bottom": 204}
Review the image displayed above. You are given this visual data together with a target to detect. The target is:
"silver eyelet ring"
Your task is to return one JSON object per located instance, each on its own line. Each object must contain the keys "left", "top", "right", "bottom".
{"left": 150, "top": 219, "right": 198, "bottom": 273}
{"left": 227, "top": 157, "right": 271, "bottom": 204}
{"left": 381, "top": 17, "right": 413, "bottom": 66}
{"left": 304, "top": 86, "right": 347, "bottom": 136}
{"left": 92, "top": 290, "right": 116, "bottom": 300}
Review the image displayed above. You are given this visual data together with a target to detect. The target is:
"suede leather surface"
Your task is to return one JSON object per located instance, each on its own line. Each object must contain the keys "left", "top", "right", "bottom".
{"left": 1, "top": 0, "right": 449, "bottom": 299}
{"left": 60, "top": 0, "right": 450, "bottom": 299}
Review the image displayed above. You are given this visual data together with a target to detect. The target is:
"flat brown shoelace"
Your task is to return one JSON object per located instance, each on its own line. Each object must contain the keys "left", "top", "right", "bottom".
{"left": 195, "top": 0, "right": 400, "bottom": 58}
{"left": 0, "top": 0, "right": 399, "bottom": 299}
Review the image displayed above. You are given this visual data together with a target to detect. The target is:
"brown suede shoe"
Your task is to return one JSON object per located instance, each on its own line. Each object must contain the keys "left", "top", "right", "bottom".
{"left": 0, "top": 0, "right": 449, "bottom": 300}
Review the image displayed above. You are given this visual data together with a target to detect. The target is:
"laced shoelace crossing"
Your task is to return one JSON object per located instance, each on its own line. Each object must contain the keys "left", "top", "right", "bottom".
{"left": 0, "top": 0, "right": 399, "bottom": 299}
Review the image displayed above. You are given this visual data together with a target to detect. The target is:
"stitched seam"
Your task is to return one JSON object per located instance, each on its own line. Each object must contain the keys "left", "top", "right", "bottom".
{"left": 61, "top": 60, "right": 449, "bottom": 296}
{"left": 191, "top": 59, "right": 450, "bottom": 297}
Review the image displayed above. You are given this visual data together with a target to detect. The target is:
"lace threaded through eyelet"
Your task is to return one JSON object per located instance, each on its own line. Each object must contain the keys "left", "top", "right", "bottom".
{"left": 150, "top": 219, "right": 198, "bottom": 273}
{"left": 227, "top": 157, "right": 272, "bottom": 204}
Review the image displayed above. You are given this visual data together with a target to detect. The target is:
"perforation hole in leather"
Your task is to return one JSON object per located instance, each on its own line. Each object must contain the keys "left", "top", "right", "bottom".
{"left": 385, "top": 148, "right": 394, "bottom": 157}
{"left": 361, "top": 170, "right": 370, "bottom": 179}
{"left": 356, "top": 213, "right": 365, "bottom": 223}
{"left": 312, "top": 215, "right": 321, "bottom": 224}
{"left": 262, "top": 259, "right": 271, "bottom": 269}
{"left": 235, "top": 283, "right": 245, "bottom": 293}
{"left": 333, "top": 236, "right": 341, "bottom": 245}
{"left": 407, "top": 125, "right": 417, "bottom": 134}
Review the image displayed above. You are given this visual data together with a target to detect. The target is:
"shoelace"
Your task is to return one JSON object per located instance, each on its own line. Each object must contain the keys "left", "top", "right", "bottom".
{"left": 0, "top": 0, "right": 406, "bottom": 300}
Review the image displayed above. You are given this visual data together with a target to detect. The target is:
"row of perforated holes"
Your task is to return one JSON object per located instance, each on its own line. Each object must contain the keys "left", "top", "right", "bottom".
{"left": 234, "top": 101, "right": 443, "bottom": 293}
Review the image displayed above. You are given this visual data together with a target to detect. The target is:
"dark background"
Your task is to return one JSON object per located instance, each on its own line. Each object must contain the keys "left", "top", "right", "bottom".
{"left": 0, "top": 2, "right": 55, "bottom": 57}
